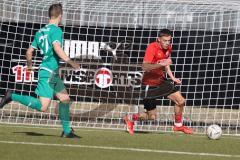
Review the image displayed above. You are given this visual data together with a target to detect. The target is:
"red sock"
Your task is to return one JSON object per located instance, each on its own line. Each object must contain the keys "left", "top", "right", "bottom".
{"left": 175, "top": 113, "right": 182, "bottom": 123}
{"left": 132, "top": 113, "right": 139, "bottom": 121}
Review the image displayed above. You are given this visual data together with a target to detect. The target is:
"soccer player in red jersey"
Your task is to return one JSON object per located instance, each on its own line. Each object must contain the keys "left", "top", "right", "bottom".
{"left": 124, "top": 29, "right": 193, "bottom": 135}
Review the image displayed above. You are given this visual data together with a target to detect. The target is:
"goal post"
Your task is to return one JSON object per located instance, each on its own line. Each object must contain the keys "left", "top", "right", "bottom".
{"left": 0, "top": 0, "right": 239, "bottom": 135}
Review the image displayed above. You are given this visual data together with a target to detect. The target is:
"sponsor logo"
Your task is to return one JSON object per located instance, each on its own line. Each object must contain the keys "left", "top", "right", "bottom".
{"left": 63, "top": 40, "right": 131, "bottom": 59}
{"left": 12, "top": 65, "right": 38, "bottom": 82}
{"left": 60, "top": 68, "right": 142, "bottom": 88}
{"left": 94, "top": 68, "right": 113, "bottom": 88}
{"left": 64, "top": 40, "right": 105, "bottom": 59}
{"left": 11, "top": 66, "right": 142, "bottom": 88}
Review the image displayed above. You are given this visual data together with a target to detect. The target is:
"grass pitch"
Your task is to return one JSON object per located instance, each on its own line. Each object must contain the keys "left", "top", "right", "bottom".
{"left": 0, "top": 124, "right": 239, "bottom": 160}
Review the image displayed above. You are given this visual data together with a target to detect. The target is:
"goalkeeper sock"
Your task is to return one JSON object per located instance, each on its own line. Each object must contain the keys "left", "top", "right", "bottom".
{"left": 59, "top": 102, "right": 71, "bottom": 134}
{"left": 174, "top": 113, "right": 183, "bottom": 127}
{"left": 12, "top": 93, "right": 42, "bottom": 111}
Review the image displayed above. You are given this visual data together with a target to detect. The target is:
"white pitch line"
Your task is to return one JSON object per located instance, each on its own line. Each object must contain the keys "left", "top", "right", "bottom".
{"left": 0, "top": 140, "right": 239, "bottom": 158}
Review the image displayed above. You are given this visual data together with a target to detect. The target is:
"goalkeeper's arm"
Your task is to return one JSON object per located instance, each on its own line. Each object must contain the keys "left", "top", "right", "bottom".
{"left": 53, "top": 42, "right": 80, "bottom": 69}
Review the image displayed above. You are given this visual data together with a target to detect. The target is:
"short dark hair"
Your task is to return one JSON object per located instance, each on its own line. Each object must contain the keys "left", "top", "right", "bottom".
{"left": 48, "top": 3, "right": 62, "bottom": 18}
{"left": 159, "top": 29, "right": 172, "bottom": 37}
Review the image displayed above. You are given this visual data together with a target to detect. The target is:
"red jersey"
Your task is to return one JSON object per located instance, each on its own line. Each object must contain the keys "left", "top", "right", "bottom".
{"left": 142, "top": 42, "right": 172, "bottom": 86}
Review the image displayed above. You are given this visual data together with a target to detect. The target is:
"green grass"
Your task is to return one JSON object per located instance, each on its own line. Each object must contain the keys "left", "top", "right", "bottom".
{"left": 0, "top": 124, "right": 239, "bottom": 160}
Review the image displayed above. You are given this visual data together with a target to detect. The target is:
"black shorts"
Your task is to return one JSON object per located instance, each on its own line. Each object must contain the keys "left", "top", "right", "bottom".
{"left": 141, "top": 80, "right": 178, "bottom": 111}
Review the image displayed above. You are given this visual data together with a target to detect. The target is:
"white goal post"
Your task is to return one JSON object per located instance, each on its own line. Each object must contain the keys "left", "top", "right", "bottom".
{"left": 0, "top": 0, "right": 239, "bottom": 135}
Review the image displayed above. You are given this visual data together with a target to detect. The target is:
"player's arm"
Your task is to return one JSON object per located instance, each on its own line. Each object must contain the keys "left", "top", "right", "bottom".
{"left": 26, "top": 47, "right": 35, "bottom": 69}
{"left": 53, "top": 42, "right": 80, "bottom": 69}
{"left": 142, "top": 43, "right": 172, "bottom": 71}
{"left": 26, "top": 35, "right": 38, "bottom": 70}
{"left": 142, "top": 59, "right": 172, "bottom": 71}
{"left": 165, "top": 64, "right": 181, "bottom": 84}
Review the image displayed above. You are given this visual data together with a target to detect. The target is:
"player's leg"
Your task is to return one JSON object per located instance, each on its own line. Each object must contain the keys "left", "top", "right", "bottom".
{"left": 167, "top": 91, "right": 193, "bottom": 134}
{"left": 54, "top": 75, "right": 79, "bottom": 138}
{"left": 131, "top": 82, "right": 173, "bottom": 122}
{"left": 55, "top": 89, "right": 71, "bottom": 135}
{"left": 55, "top": 89, "right": 80, "bottom": 138}
{"left": 143, "top": 99, "right": 157, "bottom": 120}
{"left": 0, "top": 89, "right": 51, "bottom": 112}
{"left": 29, "top": 69, "right": 54, "bottom": 111}
{"left": 124, "top": 84, "right": 161, "bottom": 135}
{"left": 146, "top": 108, "right": 157, "bottom": 120}
{"left": 1, "top": 69, "right": 54, "bottom": 111}
{"left": 123, "top": 114, "right": 134, "bottom": 135}
{"left": 0, "top": 90, "right": 13, "bottom": 109}
{"left": 129, "top": 99, "right": 157, "bottom": 120}
{"left": 123, "top": 99, "right": 157, "bottom": 135}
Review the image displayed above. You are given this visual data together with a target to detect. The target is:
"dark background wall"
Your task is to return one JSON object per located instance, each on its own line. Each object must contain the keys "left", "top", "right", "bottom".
{"left": 0, "top": 22, "right": 239, "bottom": 109}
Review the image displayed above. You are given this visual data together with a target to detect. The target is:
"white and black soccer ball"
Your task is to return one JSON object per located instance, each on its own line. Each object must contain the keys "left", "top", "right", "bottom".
{"left": 206, "top": 124, "right": 222, "bottom": 140}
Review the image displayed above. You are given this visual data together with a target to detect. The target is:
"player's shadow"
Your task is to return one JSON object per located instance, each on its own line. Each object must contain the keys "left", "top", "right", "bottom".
{"left": 13, "top": 131, "right": 82, "bottom": 139}
{"left": 133, "top": 131, "right": 152, "bottom": 134}
{"left": 13, "top": 131, "right": 55, "bottom": 137}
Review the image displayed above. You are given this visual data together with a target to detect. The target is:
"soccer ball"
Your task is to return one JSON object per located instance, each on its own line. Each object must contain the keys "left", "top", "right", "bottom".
{"left": 206, "top": 124, "right": 222, "bottom": 140}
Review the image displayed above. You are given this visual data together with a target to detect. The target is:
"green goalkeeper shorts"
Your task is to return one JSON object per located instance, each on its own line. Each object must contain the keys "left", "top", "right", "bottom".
{"left": 35, "top": 69, "right": 66, "bottom": 99}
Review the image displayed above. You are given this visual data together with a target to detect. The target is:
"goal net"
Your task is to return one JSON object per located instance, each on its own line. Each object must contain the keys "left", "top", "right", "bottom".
{"left": 0, "top": 0, "right": 239, "bottom": 135}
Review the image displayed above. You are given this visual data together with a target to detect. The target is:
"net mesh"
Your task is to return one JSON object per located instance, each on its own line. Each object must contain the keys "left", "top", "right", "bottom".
{"left": 0, "top": 0, "right": 239, "bottom": 135}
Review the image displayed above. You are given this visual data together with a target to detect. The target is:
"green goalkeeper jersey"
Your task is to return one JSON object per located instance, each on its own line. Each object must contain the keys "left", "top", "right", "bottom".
{"left": 31, "top": 24, "right": 63, "bottom": 72}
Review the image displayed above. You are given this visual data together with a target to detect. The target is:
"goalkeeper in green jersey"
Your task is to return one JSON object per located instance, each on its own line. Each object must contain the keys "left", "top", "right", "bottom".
{"left": 0, "top": 3, "right": 80, "bottom": 138}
